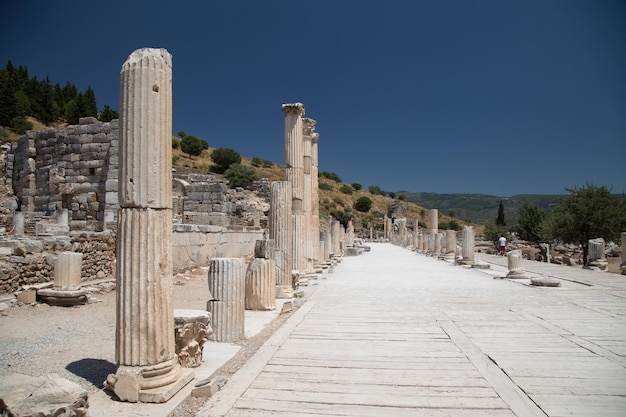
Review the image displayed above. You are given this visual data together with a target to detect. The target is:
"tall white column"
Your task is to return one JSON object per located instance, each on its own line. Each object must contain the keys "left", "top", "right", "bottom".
{"left": 269, "top": 181, "right": 293, "bottom": 296}
{"left": 282, "top": 103, "right": 306, "bottom": 274}
{"left": 461, "top": 226, "right": 475, "bottom": 264}
{"left": 107, "top": 48, "right": 192, "bottom": 403}
{"left": 444, "top": 230, "right": 456, "bottom": 260}
{"left": 311, "top": 132, "right": 321, "bottom": 265}
{"left": 621, "top": 232, "right": 626, "bottom": 275}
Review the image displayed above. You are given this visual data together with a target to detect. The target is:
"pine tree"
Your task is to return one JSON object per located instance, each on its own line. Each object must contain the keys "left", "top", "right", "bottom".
{"left": 496, "top": 201, "right": 506, "bottom": 226}
{"left": 83, "top": 86, "right": 98, "bottom": 117}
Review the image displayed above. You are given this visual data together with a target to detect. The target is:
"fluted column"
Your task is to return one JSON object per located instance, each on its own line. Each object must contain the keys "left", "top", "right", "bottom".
{"left": 283, "top": 103, "right": 306, "bottom": 274}
{"left": 302, "top": 118, "right": 316, "bottom": 273}
{"left": 621, "top": 232, "right": 626, "bottom": 275}
{"left": 322, "top": 227, "right": 331, "bottom": 261}
{"left": 331, "top": 219, "right": 341, "bottom": 255}
{"left": 587, "top": 238, "right": 608, "bottom": 271}
{"left": 55, "top": 252, "right": 83, "bottom": 290}
{"left": 269, "top": 181, "right": 293, "bottom": 295}
{"left": 461, "top": 225, "right": 475, "bottom": 264}
{"left": 311, "top": 132, "right": 321, "bottom": 265}
{"left": 445, "top": 230, "right": 456, "bottom": 260}
{"left": 245, "top": 259, "right": 276, "bottom": 310}
{"left": 107, "top": 48, "right": 191, "bottom": 404}
{"left": 506, "top": 250, "right": 527, "bottom": 278}
{"left": 208, "top": 258, "right": 245, "bottom": 342}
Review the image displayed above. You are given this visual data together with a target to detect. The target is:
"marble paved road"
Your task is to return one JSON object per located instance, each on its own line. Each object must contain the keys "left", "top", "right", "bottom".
{"left": 199, "top": 243, "right": 626, "bottom": 417}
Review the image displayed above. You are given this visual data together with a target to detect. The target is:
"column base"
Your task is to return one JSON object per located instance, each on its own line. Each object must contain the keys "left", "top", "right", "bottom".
{"left": 106, "top": 359, "right": 194, "bottom": 403}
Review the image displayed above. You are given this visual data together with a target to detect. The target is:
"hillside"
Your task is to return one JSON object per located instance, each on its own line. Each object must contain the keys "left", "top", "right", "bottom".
{"left": 398, "top": 191, "right": 565, "bottom": 225}
{"left": 171, "top": 146, "right": 461, "bottom": 231}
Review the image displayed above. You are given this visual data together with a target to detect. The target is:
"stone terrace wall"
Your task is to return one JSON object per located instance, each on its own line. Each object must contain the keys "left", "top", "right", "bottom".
{"left": 9, "top": 118, "right": 119, "bottom": 231}
{"left": 0, "top": 231, "right": 116, "bottom": 294}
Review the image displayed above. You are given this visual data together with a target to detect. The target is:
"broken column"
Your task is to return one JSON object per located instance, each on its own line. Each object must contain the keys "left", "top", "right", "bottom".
{"left": 38, "top": 252, "right": 87, "bottom": 306}
{"left": 13, "top": 212, "right": 24, "bottom": 236}
{"left": 586, "top": 238, "right": 608, "bottom": 271}
{"left": 621, "top": 232, "right": 626, "bottom": 275}
{"left": 269, "top": 181, "right": 293, "bottom": 298}
{"left": 208, "top": 257, "right": 245, "bottom": 342}
{"left": 444, "top": 230, "right": 456, "bottom": 261}
{"left": 106, "top": 48, "right": 192, "bottom": 403}
{"left": 245, "top": 240, "right": 276, "bottom": 310}
{"left": 506, "top": 250, "right": 527, "bottom": 279}
{"left": 460, "top": 225, "right": 475, "bottom": 265}
{"left": 283, "top": 103, "right": 306, "bottom": 274}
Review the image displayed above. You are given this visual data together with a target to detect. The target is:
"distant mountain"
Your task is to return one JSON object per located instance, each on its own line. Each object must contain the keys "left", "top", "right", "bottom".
{"left": 397, "top": 192, "right": 565, "bottom": 225}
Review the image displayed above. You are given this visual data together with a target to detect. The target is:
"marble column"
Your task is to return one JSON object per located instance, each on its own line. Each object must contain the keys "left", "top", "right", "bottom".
{"left": 269, "top": 181, "right": 293, "bottom": 297}
{"left": 461, "top": 226, "right": 475, "bottom": 264}
{"left": 383, "top": 215, "right": 389, "bottom": 240}
{"left": 586, "top": 238, "right": 608, "bottom": 271}
{"left": 430, "top": 209, "right": 438, "bottom": 231}
{"left": 621, "top": 232, "right": 626, "bottom": 275}
{"left": 245, "top": 258, "right": 276, "bottom": 311}
{"left": 282, "top": 103, "right": 306, "bottom": 274}
{"left": 331, "top": 219, "right": 341, "bottom": 255}
{"left": 435, "top": 232, "right": 442, "bottom": 255}
{"left": 311, "top": 132, "right": 321, "bottom": 266}
{"left": 444, "top": 230, "right": 456, "bottom": 261}
{"left": 107, "top": 48, "right": 192, "bottom": 403}
{"left": 322, "top": 227, "right": 331, "bottom": 261}
{"left": 208, "top": 258, "right": 245, "bottom": 342}
{"left": 506, "top": 250, "right": 527, "bottom": 279}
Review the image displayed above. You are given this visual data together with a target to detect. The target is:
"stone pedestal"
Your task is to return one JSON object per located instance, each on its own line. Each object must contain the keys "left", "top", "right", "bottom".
{"left": 245, "top": 258, "right": 277, "bottom": 310}
{"left": 586, "top": 238, "right": 608, "bottom": 271}
{"left": 106, "top": 48, "right": 193, "bottom": 404}
{"left": 174, "top": 309, "right": 212, "bottom": 368}
{"left": 506, "top": 250, "right": 527, "bottom": 279}
{"left": 207, "top": 258, "right": 245, "bottom": 342}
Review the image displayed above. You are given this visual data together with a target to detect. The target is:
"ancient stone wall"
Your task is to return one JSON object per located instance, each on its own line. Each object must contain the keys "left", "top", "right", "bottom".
{"left": 8, "top": 118, "right": 119, "bottom": 231}
{"left": 0, "top": 231, "right": 116, "bottom": 294}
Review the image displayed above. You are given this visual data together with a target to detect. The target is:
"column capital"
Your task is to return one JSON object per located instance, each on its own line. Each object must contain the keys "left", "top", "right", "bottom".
{"left": 282, "top": 102, "right": 305, "bottom": 116}
{"left": 302, "top": 117, "right": 317, "bottom": 136}
{"left": 311, "top": 132, "right": 319, "bottom": 143}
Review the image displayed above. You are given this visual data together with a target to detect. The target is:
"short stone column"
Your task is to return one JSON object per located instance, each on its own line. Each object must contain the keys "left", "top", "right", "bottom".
{"left": 13, "top": 212, "right": 24, "bottom": 236}
{"left": 619, "top": 232, "right": 626, "bottom": 275}
{"left": 38, "top": 252, "right": 88, "bottom": 306}
{"left": 269, "top": 181, "right": 293, "bottom": 297}
{"left": 331, "top": 219, "right": 341, "bottom": 255}
{"left": 434, "top": 232, "right": 442, "bottom": 255}
{"left": 106, "top": 48, "right": 192, "bottom": 404}
{"left": 586, "top": 238, "right": 608, "bottom": 271}
{"left": 207, "top": 258, "right": 245, "bottom": 342}
{"left": 444, "top": 230, "right": 456, "bottom": 261}
{"left": 245, "top": 240, "right": 276, "bottom": 310}
{"left": 430, "top": 209, "right": 438, "bottom": 230}
{"left": 460, "top": 226, "right": 475, "bottom": 264}
{"left": 506, "top": 250, "right": 527, "bottom": 279}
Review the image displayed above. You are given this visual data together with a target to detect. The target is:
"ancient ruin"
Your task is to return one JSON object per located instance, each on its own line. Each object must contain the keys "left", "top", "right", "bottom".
{"left": 106, "top": 48, "right": 193, "bottom": 403}
{"left": 207, "top": 257, "right": 245, "bottom": 342}
{"left": 38, "top": 252, "right": 87, "bottom": 306}
{"left": 174, "top": 309, "right": 212, "bottom": 368}
{"left": 506, "top": 250, "right": 527, "bottom": 279}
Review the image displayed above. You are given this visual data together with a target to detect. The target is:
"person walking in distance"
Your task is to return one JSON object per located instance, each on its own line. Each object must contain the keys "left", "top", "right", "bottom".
{"left": 498, "top": 235, "right": 507, "bottom": 256}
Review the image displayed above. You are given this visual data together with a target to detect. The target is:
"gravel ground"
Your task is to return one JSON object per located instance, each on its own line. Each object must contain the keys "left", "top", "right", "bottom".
{"left": 0, "top": 268, "right": 296, "bottom": 416}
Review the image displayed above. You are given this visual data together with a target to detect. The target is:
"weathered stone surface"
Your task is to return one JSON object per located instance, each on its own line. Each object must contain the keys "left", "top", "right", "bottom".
{"left": 245, "top": 258, "right": 276, "bottom": 310}
{"left": 269, "top": 181, "right": 293, "bottom": 290}
{"left": 0, "top": 373, "right": 89, "bottom": 417}
{"left": 506, "top": 249, "right": 527, "bottom": 279}
{"left": 207, "top": 257, "right": 245, "bottom": 342}
{"left": 106, "top": 47, "right": 191, "bottom": 404}
{"left": 531, "top": 276, "right": 561, "bottom": 287}
{"left": 174, "top": 309, "right": 212, "bottom": 368}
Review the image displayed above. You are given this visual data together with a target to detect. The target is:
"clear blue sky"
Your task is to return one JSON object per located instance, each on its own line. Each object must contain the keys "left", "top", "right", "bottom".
{"left": 2, "top": 0, "right": 625, "bottom": 196}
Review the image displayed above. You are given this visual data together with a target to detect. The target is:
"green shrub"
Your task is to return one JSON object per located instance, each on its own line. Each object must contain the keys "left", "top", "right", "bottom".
{"left": 223, "top": 164, "right": 259, "bottom": 188}
{"left": 172, "top": 137, "right": 181, "bottom": 149}
{"left": 320, "top": 171, "right": 342, "bottom": 182}
{"left": 211, "top": 147, "right": 242, "bottom": 174}
{"left": 351, "top": 183, "right": 362, "bottom": 191}
{"left": 261, "top": 159, "right": 273, "bottom": 168}
{"left": 11, "top": 116, "right": 32, "bottom": 134}
{"left": 251, "top": 157, "right": 262, "bottom": 167}
{"left": 180, "top": 135, "right": 206, "bottom": 159}
{"left": 354, "top": 196, "right": 372, "bottom": 212}
{"left": 340, "top": 185, "right": 353, "bottom": 195}
{"left": 319, "top": 183, "right": 333, "bottom": 191}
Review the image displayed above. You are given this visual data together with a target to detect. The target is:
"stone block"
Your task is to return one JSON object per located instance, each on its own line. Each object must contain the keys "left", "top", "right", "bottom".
{"left": 16, "top": 289, "right": 36, "bottom": 304}
{"left": 192, "top": 378, "right": 219, "bottom": 398}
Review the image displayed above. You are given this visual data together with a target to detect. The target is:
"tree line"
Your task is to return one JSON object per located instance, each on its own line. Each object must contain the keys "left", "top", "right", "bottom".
{"left": 485, "top": 185, "right": 626, "bottom": 264}
{"left": 0, "top": 61, "right": 118, "bottom": 134}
